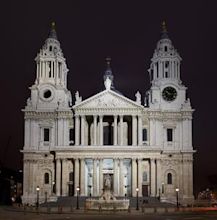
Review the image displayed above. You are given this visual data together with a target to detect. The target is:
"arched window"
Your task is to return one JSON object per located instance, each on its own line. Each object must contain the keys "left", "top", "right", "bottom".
{"left": 44, "top": 173, "right": 49, "bottom": 184}
{"left": 143, "top": 171, "right": 147, "bottom": 182}
{"left": 167, "top": 173, "right": 172, "bottom": 184}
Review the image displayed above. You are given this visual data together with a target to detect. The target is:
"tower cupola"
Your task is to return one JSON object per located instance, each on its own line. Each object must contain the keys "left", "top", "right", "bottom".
{"left": 149, "top": 22, "right": 182, "bottom": 86}
{"left": 34, "top": 22, "right": 68, "bottom": 87}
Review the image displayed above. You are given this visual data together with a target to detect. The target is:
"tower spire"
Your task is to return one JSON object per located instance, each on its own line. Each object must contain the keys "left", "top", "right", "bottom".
{"left": 49, "top": 21, "right": 58, "bottom": 40}
{"left": 161, "top": 21, "right": 169, "bottom": 39}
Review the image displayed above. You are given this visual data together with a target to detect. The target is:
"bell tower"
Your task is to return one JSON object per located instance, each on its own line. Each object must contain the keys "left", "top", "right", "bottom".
{"left": 29, "top": 22, "right": 72, "bottom": 110}
{"left": 148, "top": 22, "right": 188, "bottom": 110}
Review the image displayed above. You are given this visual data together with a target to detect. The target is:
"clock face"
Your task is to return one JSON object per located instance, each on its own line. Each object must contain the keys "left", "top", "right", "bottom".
{"left": 162, "top": 86, "right": 177, "bottom": 101}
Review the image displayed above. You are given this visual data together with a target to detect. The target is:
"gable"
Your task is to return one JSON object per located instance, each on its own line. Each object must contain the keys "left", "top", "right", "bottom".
{"left": 73, "top": 90, "right": 143, "bottom": 110}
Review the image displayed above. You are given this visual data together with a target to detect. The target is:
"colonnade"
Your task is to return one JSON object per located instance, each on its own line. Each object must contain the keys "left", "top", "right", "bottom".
{"left": 74, "top": 114, "right": 143, "bottom": 146}
{"left": 54, "top": 157, "right": 162, "bottom": 198}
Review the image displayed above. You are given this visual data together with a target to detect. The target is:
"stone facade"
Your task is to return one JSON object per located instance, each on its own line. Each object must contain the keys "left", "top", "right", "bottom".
{"left": 21, "top": 23, "right": 195, "bottom": 205}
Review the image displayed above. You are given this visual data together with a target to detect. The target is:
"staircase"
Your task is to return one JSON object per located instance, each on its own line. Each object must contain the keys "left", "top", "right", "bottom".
{"left": 41, "top": 196, "right": 175, "bottom": 208}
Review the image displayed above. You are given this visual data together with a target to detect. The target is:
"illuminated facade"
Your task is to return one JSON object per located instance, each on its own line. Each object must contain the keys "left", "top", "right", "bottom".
{"left": 22, "top": 23, "right": 195, "bottom": 205}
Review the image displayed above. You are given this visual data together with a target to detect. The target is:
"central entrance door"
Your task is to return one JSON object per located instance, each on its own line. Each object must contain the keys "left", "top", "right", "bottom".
{"left": 142, "top": 185, "right": 149, "bottom": 197}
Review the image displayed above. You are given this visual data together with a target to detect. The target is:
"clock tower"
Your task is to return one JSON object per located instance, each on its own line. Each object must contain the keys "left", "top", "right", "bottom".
{"left": 148, "top": 22, "right": 187, "bottom": 110}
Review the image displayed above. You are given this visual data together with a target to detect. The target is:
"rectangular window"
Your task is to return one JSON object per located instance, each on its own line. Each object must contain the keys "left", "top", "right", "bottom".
{"left": 143, "top": 128, "right": 147, "bottom": 142}
{"left": 167, "top": 128, "right": 173, "bottom": 142}
{"left": 44, "top": 128, "right": 50, "bottom": 142}
{"left": 69, "top": 128, "right": 74, "bottom": 145}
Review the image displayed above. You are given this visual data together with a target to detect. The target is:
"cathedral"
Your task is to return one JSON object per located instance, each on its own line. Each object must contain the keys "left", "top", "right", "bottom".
{"left": 22, "top": 22, "right": 195, "bottom": 205}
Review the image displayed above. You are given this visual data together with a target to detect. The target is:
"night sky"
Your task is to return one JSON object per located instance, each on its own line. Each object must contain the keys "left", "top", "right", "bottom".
{"left": 0, "top": 1, "right": 217, "bottom": 194}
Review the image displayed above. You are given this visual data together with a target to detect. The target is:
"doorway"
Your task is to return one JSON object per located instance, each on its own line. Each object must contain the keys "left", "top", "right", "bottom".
{"left": 142, "top": 185, "right": 149, "bottom": 197}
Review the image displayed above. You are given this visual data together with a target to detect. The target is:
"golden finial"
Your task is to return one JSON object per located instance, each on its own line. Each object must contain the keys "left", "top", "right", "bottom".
{"left": 51, "top": 21, "right": 56, "bottom": 30}
{"left": 162, "top": 21, "right": 167, "bottom": 33}
{"left": 106, "top": 57, "right": 111, "bottom": 68}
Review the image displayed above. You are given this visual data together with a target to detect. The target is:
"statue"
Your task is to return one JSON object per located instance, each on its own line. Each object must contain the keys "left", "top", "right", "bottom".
{"left": 135, "top": 91, "right": 141, "bottom": 104}
{"left": 104, "top": 77, "right": 112, "bottom": 90}
{"left": 75, "top": 91, "right": 82, "bottom": 104}
{"left": 104, "top": 174, "right": 111, "bottom": 190}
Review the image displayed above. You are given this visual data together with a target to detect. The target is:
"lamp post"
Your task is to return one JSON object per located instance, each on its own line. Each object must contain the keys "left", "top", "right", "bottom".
{"left": 162, "top": 182, "right": 164, "bottom": 194}
{"left": 36, "top": 186, "right": 40, "bottom": 208}
{"left": 76, "top": 186, "right": 80, "bottom": 209}
{"left": 88, "top": 185, "right": 92, "bottom": 198}
{"left": 175, "top": 188, "right": 179, "bottom": 209}
{"left": 136, "top": 187, "right": 139, "bottom": 210}
{"left": 52, "top": 181, "right": 55, "bottom": 194}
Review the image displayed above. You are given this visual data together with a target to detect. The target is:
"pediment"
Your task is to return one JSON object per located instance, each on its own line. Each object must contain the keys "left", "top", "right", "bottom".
{"left": 73, "top": 90, "right": 143, "bottom": 110}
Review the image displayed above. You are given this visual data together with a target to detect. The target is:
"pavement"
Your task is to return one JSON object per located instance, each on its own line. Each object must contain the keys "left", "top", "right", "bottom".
{"left": 1, "top": 206, "right": 217, "bottom": 220}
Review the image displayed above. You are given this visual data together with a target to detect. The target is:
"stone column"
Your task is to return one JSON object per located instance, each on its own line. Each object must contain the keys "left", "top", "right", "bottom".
{"left": 75, "top": 115, "right": 80, "bottom": 146}
{"left": 150, "top": 159, "right": 156, "bottom": 196}
{"left": 74, "top": 159, "right": 80, "bottom": 196}
{"left": 99, "top": 116, "right": 103, "bottom": 145}
{"left": 132, "top": 158, "right": 137, "bottom": 197}
{"left": 113, "top": 115, "right": 118, "bottom": 145}
{"left": 156, "top": 159, "right": 162, "bottom": 197}
{"left": 113, "top": 159, "right": 118, "bottom": 195}
{"left": 56, "top": 159, "right": 61, "bottom": 196}
{"left": 137, "top": 159, "right": 142, "bottom": 197}
{"left": 99, "top": 159, "right": 103, "bottom": 195}
{"left": 62, "top": 159, "right": 68, "bottom": 196}
{"left": 80, "top": 116, "right": 85, "bottom": 146}
{"left": 138, "top": 115, "right": 142, "bottom": 146}
{"left": 80, "top": 158, "right": 85, "bottom": 196}
{"left": 132, "top": 115, "right": 137, "bottom": 145}
{"left": 119, "top": 115, "right": 123, "bottom": 145}
{"left": 119, "top": 159, "right": 124, "bottom": 196}
{"left": 93, "top": 115, "right": 97, "bottom": 145}
{"left": 93, "top": 159, "right": 97, "bottom": 196}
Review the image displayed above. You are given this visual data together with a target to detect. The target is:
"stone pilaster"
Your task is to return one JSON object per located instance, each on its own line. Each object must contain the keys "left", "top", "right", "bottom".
{"left": 80, "top": 158, "right": 85, "bottom": 196}
{"left": 93, "top": 115, "right": 97, "bottom": 145}
{"left": 62, "top": 159, "right": 68, "bottom": 196}
{"left": 113, "top": 115, "right": 118, "bottom": 145}
{"left": 75, "top": 116, "right": 80, "bottom": 145}
{"left": 156, "top": 159, "right": 161, "bottom": 197}
{"left": 93, "top": 159, "right": 97, "bottom": 196}
{"left": 80, "top": 116, "right": 85, "bottom": 145}
{"left": 132, "top": 115, "right": 137, "bottom": 145}
{"left": 113, "top": 158, "right": 118, "bottom": 195}
{"left": 119, "top": 159, "right": 124, "bottom": 196}
{"left": 137, "top": 159, "right": 142, "bottom": 197}
{"left": 99, "top": 116, "right": 103, "bottom": 145}
{"left": 150, "top": 159, "right": 156, "bottom": 196}
{"left": 56, "top": 159, "right": 61, "bottom": 196}
{"left": 132, "top": 158, "right": 137, "bottom": 197}
{"left": 119, "top": 115, "right": 123, "bottom": 145}
{"left": 138, "top": 116, "right": 142, "bottom": 146}
{"left": 99, "top": 159, "right": 103, "bottom": 195}
{"left": 74, "top": 158, "right": 80, "bottom": 196}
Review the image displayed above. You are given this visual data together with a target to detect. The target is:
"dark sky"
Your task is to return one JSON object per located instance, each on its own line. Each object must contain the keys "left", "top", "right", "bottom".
{"left": 0, "top": 1, "right": 217, "bottom": 193}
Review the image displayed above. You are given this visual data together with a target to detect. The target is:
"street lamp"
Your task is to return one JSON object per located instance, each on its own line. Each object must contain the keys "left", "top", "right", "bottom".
{"left": 175, "top": 188, "right": 179, "bottom": 209}
{"left": 36, "top": 186, "right": 40, "bottom": 208}
{"left": 76, "top": 186, "right": 80, "bottom": 209}
{"left": 162, "top": 182, "right": 164, "bottom": 194}
{"left": 52, "top": 181, "right": 55, "bottom": 194}
{"left": 136, "top": 187, "right": 139, "bottom": 210}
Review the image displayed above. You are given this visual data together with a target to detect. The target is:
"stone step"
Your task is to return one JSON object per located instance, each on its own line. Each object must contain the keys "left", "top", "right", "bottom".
{"left": 41, "top": 196, "right": 174, "bottom": 208}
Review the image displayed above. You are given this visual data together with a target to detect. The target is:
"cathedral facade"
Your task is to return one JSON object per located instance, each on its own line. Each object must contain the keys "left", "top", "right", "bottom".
{"left": 22, "top": 23, "right": 195, "bottom": 205}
